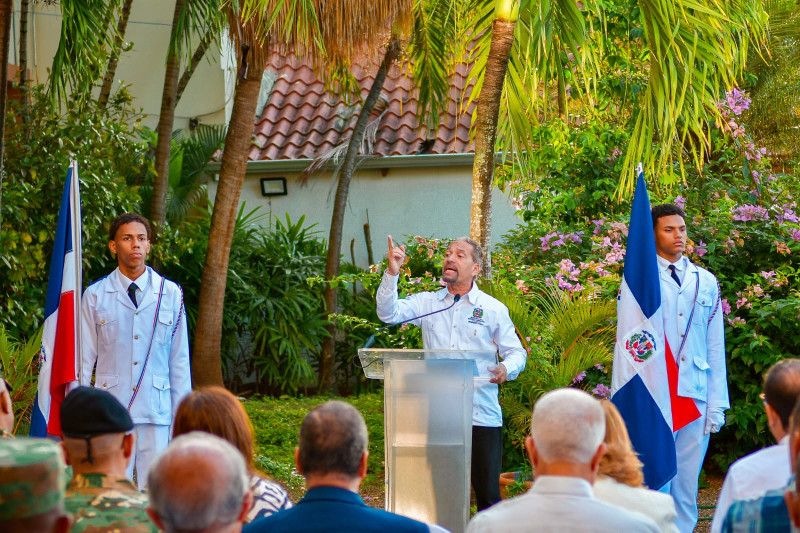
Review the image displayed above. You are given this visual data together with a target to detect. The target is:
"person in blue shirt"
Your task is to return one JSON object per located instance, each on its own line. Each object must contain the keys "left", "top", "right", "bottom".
{"left": 244, "top": 401, "right": 446, "bottom": 533}
{"left": 376, "top": 236, "right": 527, "bottom": 511}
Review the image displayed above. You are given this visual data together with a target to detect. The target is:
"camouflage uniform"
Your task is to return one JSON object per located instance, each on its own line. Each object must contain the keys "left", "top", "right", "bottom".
{"left": 66, "top": 472, "right": 157, "bottom": 533}
{"left": 0, "top": 437, "right": 65, "bottom": 521}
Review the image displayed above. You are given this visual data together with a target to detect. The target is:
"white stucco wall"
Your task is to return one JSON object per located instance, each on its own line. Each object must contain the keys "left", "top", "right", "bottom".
{"left": 15, "top": 1, "right": 228, "bottom": 130}
{"left": 207, "top": 162, "right": 523, "bottom": 269}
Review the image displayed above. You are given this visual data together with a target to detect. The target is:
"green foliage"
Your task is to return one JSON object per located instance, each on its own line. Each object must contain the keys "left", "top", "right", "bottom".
{"left": 0, "top": 326, "right": 42, "bottom": 435}
{"left": 0, "top": 84, "right": 146, "bottom": 338}
{"left": 155, "top": 208, "right": 330, "bottom": 394}
{"left": 243, "top": 393, "right": 385, "bottom": 500}
{"left": 499, "top": 91, "right": 800, "bottom": 470}
{"left": 137, "top": 125, "right": 227, "bottom": 225}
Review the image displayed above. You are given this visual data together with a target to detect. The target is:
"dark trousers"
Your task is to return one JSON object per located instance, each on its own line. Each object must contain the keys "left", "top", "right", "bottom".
{"left": 471, "top": 425, "right": 503, "bottom": 511}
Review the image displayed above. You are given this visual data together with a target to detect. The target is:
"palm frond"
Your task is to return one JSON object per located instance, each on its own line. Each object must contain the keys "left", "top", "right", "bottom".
{"left": 618, "top": 0, "right": 769, "bottom": 193}
{"left": 169, "top": 0, "right": 226, "bottom": 66}
{"left": 48, "top": 0, "right": 118, "bottom": 108}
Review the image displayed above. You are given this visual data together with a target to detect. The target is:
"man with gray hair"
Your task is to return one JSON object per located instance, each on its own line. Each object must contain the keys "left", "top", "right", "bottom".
{"left": 467, "top": 388, "right": 660, "bottom": 532}
{"left": 377, "top": 236, "right": 526, "bottom": 511}
{"left": 147, "top": 432, "right": 252, "bottom": 533}
{"left": 244, "top": 401, "right": 446, "bottom": 533}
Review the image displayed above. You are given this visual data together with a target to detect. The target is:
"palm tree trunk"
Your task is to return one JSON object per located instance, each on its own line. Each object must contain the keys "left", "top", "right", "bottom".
{"left": 98, "top": 0, "right": 134, "bottom": 109}
{"left": 0, "top": 0, "right": 12, "bottom": 221}
{"left": 192, "top": 74, "right": 261, "bottom": 387}
{"left": 150, "top": 0, "right": 186, "bottom": 236}
{"left": 318, "top": 36, "right": 402, "bottom": 392}
{"left": 470, "top": 18, "right": 515, "bottom": 278}
{"left": 18, "top": 0, "right": 29, "bottom": 126}
{"left": 175, "top": 27, "right": 215, "bottom": 105}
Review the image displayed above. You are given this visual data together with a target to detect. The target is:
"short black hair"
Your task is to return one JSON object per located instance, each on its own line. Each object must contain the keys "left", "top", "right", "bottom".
{"left": 765, "top": 359, "right": 800, "bottom": 430}
{"left": 651, "top": 204, "right": 686, "bottom": 228}
{"left": 109, "top": 213, "right": 151, "bottom": 241}
{"left": 297, "top": 401, "right": 367, "bottom": 479}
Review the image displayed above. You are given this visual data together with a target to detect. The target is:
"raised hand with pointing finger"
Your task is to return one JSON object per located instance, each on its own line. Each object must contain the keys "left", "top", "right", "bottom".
{"left": 386, "top": 235, "right": 406, "bottom": 276}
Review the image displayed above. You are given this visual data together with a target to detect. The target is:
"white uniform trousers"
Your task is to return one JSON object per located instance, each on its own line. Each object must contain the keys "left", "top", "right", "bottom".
{"left": 126, "top": 423, "right": 171, "bottom": 490}
{"left": 659, "top": 399, "right": 710, "bottom": 533}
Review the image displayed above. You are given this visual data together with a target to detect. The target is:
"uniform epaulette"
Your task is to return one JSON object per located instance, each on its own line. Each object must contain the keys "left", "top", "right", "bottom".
{"left": 88, "top": 274, "right": 109, "bottom": 287}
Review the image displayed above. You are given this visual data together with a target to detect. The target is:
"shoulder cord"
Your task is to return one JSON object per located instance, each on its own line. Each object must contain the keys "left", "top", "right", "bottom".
{"left": 170, "top": 286, "right": 185, "bottom": 341}
{"left": 128, "top": 277, "right": 165, "bottom": 411}
{"left": 707, "top": 279, "right": 722, "bottom": 325}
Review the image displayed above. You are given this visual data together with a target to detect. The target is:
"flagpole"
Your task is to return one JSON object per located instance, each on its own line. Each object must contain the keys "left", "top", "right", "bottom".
{"left": 71, "top": 160, "right": 83, "bottom": 388}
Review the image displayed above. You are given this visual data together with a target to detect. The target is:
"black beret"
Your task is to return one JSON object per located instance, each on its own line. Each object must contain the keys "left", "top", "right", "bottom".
{"left": 61, "top": 387, "right": 133, "bottom": 438}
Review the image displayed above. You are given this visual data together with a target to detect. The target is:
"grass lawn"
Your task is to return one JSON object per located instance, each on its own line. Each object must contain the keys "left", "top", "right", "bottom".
{"left": 243, "top": 392, "right": 385, "bottom": 502}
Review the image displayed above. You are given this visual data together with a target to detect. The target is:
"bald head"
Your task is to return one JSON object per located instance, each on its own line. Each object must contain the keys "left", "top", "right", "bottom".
{"left": 147, "top": 432, "right": 249, "bottom": 533}
{"left": 531, "top": 388, "right": 606, "bottom": 464}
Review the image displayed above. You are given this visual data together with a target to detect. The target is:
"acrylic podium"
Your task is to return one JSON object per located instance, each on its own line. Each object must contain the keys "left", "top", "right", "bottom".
{"left": 358, "top": 349, "right": 497, "bottom": 533}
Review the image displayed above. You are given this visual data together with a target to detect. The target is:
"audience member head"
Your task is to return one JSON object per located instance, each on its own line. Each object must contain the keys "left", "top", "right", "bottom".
{"left": 147, "top": 432, "right": 251, "bottom": 533}
{"left": 295, "top": 401, "right": 369, "bottom": 490}
{"left": 0, "top": 437, "right": 71, "bottom": 533}
{"left": 764, "top": 359, "right": 800, "bottom": 440}
{"left": 60, "top": 387, "right": 134, "bottom": 478}
{"left": 597, "top": 401, "right": 644, "bottom": 487}
{"left": 173, "top": 387, "right": 255, "bottom": 472}
{"left": 527, "top": 388, "right": 606, "bottom": 482}
{"left": 0, "top": 370, "right": 13, "bottom": 434}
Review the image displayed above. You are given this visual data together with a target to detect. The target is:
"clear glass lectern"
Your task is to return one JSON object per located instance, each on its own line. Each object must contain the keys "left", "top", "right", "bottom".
{"left": 358, "top": 349, "right": 498, "bottom": 533}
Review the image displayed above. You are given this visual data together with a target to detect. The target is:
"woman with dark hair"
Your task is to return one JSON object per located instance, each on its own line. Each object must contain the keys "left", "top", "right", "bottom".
{"left": 173, "top": 387, "right": 292, "bottom": 522}
{"left": 594, "top": 401, "right": 679, "bottom": 533}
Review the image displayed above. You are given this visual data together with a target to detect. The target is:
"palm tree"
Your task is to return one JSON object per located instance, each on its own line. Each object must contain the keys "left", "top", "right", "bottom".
{"left": 193, "top": 0, "right": 449, "bottom": 387}
{"left": 97, "top": 0, "right": 134, "bottom": 109}
{"left": 317, "top": 0, "right": 460, "bottom": 391}
{"left": 192, "top": 0, "right": 322, "bottom": 386}
{"left": 464, "top": 0, "right": 768, "bottom": 276}
{"left": 150, "top": 0, "right": 225, "bottom": 237}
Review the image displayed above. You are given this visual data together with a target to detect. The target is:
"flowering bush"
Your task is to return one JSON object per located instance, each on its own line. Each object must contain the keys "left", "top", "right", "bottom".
{"left": 498, "top": 89, "right": 800, "bottom": 469}
{"left": 334, "top": 90, "right": 798, "bottom": 470}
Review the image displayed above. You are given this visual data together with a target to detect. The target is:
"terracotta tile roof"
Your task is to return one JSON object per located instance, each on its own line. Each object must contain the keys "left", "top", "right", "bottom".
{"left": 249, "top": 54, "right": 475, "bottom": 161}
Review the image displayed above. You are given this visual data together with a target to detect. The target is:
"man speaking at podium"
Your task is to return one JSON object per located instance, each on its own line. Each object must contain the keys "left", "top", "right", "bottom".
{"left": 375, "top": 236, "right": 527, "bottom": 511}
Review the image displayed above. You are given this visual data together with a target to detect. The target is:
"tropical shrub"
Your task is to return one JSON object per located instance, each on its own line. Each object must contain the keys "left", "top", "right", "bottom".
{"left": 155, "top": 207, "right": 330, "bottom": 394}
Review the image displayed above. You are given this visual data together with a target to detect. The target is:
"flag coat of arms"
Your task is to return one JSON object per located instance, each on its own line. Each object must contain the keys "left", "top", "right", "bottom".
{"left": 611, "top": 170, "right": 700, "bottom": 490}
{"left": 30, "top": 162, "right": 82, "bottom": 437}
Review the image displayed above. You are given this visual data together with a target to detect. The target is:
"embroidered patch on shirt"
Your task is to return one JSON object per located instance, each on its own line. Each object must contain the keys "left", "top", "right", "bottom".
{"left": 467, "top": 308, "right": 485, "bottom": 325}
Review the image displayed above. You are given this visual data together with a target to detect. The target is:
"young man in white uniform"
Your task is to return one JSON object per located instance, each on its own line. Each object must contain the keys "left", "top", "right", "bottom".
{"left": 652, "top": 204, "right": 729, "bottom": 532}
{"left": 81, "top": 213, "right": 191, "bottom": 489}
{"left": 376, "top": 236, "right": 526, "bottom": 510}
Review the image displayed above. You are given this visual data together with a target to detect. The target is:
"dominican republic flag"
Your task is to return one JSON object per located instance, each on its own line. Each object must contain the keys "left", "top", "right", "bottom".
{"left": 611, "top": 168, "right": 701, "bottom": 490}
{"left": 30, "top": 162, "right": 82, "bottom": 437}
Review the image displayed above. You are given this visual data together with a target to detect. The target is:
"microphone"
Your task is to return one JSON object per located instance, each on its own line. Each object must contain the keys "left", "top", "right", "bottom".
{"left": 362, "top": 294, "right": 461, "bottom": 349}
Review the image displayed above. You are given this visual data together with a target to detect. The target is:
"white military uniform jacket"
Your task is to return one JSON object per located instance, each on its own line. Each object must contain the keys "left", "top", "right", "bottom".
{"left": 658, "top": 256, "right": 729, "bottom": 410}
{"left": 80, "top": 267, "right": 191, "bottom": 425}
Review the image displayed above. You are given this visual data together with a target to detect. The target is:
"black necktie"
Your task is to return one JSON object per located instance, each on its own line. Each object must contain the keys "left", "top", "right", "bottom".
{"left": 128, "top": 282, "right": 139, "bottom": 308}
{"left": 668, "top": 265, "right": 681, "bottom": 287}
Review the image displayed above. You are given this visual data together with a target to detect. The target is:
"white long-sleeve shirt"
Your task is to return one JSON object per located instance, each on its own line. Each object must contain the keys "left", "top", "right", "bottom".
{"left": 375, "top": 271, "right": 526, "bottom": 427}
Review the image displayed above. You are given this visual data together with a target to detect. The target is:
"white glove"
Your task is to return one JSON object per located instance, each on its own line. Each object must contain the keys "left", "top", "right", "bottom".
{"left": 704, "top": 407, "right": 725, "bottom": 434}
